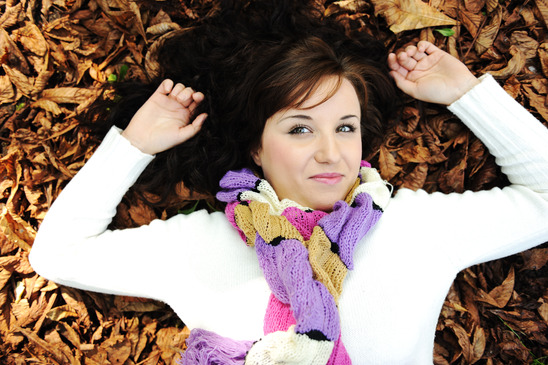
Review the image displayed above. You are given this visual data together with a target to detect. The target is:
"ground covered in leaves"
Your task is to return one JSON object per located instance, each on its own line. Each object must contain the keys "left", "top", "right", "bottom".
{"left": 1, "top": 0, "right": 548, "bottom": 364}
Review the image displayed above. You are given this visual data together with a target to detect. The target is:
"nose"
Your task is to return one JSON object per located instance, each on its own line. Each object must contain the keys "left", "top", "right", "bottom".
{"left": 314, "top": 133, "right": 341, "bottom": 164}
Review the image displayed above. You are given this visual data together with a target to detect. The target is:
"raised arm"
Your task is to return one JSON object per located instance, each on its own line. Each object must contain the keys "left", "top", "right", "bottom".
{"left": 387, "top": 41, "right": 548, "bottom": 269}
{"left": 29, "top": 81, "right": 214, "bottom": 299}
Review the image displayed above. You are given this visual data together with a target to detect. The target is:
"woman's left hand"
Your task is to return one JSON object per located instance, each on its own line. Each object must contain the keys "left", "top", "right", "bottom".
{"left": 388, "top": 41, "right": 480, "bottom": 105}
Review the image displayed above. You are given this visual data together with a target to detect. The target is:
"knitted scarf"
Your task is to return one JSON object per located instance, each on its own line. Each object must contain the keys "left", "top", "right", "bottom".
{"left": 181, "top": 162, "right": 391, "bottom": 365}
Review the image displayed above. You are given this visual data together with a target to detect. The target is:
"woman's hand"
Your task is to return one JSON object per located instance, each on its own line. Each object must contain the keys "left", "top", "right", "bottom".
{"left": 388, "top": 41, "right": 480, "bottom": 105}
{"left": 121, "top": 79, "right": 208, "bottom": 155}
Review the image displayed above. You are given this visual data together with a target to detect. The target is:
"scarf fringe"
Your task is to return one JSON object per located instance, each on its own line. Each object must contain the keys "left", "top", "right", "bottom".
{"left": 180, "top": 329, "right": 253, "bottom": 365}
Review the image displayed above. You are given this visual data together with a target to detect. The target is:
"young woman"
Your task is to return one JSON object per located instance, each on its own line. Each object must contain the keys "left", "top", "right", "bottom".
{"left": 29, "top": 8, "right": 548, "bottom": 365}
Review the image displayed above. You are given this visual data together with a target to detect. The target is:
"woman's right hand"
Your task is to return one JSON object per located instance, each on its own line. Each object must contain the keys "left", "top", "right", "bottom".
{"left": 121, "top": 79, "right": 208, "bottom": 155}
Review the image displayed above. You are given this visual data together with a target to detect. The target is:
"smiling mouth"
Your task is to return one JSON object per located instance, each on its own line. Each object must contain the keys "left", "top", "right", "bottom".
{"left": 310, "top": 173, "right": 344, "bottom": 185}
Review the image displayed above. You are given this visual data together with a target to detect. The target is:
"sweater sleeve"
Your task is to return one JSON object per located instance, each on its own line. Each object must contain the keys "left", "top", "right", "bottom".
{"left": 29, "top": 127, "right": 259, "bottom": 302}
{"left": 391, "top": 74, "right": 548, "bottom": 271}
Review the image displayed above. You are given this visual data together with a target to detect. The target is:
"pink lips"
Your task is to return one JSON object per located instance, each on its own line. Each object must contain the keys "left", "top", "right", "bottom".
{"left": 310, "top": 173, "right": 343, "bottom": 185}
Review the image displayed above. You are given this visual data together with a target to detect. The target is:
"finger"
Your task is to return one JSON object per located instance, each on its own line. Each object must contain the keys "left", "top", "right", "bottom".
{"left": 397, "top": 51, "right": 418, "bottom": 72}
{"left": 408, "top": 43, "right": 428, "bottom": 61}
{"left": 176, "top": 87, "right": 197, "bottom": 108}
{"left": 188, "top": 92, "right": 205, "bottom": 114}
{"left": 157, "top": 79, "right": 174, "bottom": 95}
{"left": 387, "top": 53, "right": 399, "bottom": 71}
{"left": 404, "top": 45, "right": 418, "bottom": 58}
{"left": 418, "top": 40, "right": 440, "bottom": 55}
{"left": 177, "top": 113, "right": 207, "bottom": 142}
{"left": 388, "top": 53, "right": 409, "bottom": 77}
{"left": 170, "top": 83, "right": 186, "bottom": 98}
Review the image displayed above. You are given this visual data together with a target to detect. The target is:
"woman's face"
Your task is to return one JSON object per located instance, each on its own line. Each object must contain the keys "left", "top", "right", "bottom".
{"left": 252, "top": 77, "right": 362, "bottom": 211}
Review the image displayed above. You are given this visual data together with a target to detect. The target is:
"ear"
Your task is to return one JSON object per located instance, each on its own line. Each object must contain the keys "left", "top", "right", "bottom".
{"left": 251, "top": 147, "right": 262, "bottom": 167}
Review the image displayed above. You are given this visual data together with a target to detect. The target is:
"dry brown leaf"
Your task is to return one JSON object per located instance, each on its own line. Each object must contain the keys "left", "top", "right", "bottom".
{"left": 58, "top": 321, "right": 82, "bottom": 350}
{"left": 106, "top": 338, "right": 132, "bottom": 364}
{"left": 520, "top": 248, "right": 548, "bottom": 271}
{"left": 535, "top": 0, "right": 548, "bottom": 28}
{"left": 538, "top": 299, "right": 548, "bottom": 324}
{"left": 2, "top": 65, "right": 34, "bottom": 97}
{"left": 503, "top": 75, "right": 521, "bottom": 99}
{"left": 488, "top": 266, "right": 514, "bottom": 308}
{"left": 470, "top": 326, "right": 486, "bottom": 363}
{"left": 371, "top": 0, "right": 456, "bottom": 33}
{"left": 474, "top": 7, "right": 502, "bottom": 55}
{"left": 510, "top": 31, "right": 539, "bottom": 59}
{"left": 475, "top": 288, "right": 500, "bottom": 307}
{"left": 0, "top": 75, "right": 15, "bottom": 104}
{"left": 0, "top": 208, "right": 36, "bottom": 251}
{"left": 40, "top": 87, "right": 98, "bottom": 105}
{"left": 324, "top": 0, "right": 368, "bottom": 17}
{"left": 156, "top": 327, "right": 190, "bottom": 364}
{"left": 464, "top": 0, "right": 485, "bottom": 14}
{"left": 147, "top": 22, "right": 182, "bottom": 36}
{"left": 398, "top": 145, "right": 433, "bottom": 163}
{"left": 46, "top": 304, "right": 79, "bottom": 322}
{"left": 19, "top": 326, "right": 75, "bottom": 364}
{"left": 445, "top": 319, "right": 471, "bottom": 361}
{"left": 12, "top": 22, "right": 48, "bottom": 57}
{"left": 114, "top": 296, "right": 164, "bottom": 312}
{"left": 488, "top": 45, "right": 526, "bottom": 78}
{"left": 0, "top": 3, "right": 23, "bottom": 29}
{"left": 439, "top": 159, "right": 466, "bottom": 193}
{"left": 523, "top": 85, "right": 548, "bottom": 122}
{"left": 30, "top": 99, "right": 64, "bottom": 116}
{"left": 379, "top": 146, "right": 401, "bottom": 181}
{"left": 401, "top": 163, "right": 428, "bottom": 190}
{"left": 485, "top": 0, "right": 498, "bottom": 13}
{"left": 459, "top": 10, "right": 483, "bottom": 38}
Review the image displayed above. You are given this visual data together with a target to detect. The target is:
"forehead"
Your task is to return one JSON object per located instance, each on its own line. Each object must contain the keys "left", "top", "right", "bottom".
{"left": 292, "top": 77, "right": 360, "bottom": 112}
{"left": 269, "top": 78, "right": 361, "bottom": 124}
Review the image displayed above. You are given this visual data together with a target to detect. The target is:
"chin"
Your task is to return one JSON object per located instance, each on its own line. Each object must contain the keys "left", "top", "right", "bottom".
{"left": 308, "top": 199, "right": 337, "bottom": 212}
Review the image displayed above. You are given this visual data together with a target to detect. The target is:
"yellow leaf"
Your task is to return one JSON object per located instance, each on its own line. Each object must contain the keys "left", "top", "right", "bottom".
{"left": 370, "top": 0, "right": 456, "bottom": 33}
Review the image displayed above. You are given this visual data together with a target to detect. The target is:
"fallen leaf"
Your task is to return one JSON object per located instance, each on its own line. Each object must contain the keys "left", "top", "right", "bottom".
{"left": 401, "top": 163, "right": 428, "bottom": 190}
{"left": 474, "top": 7, "right": 502, "bottom": 55}
{"left": 535, "top": 0, "right": 548, "bottom": 28}
{"left": 487, "top": 45, "right": 526, "bottom": 77}
{"left": 371, "top": 0, "right": 456, "bottom": 33}
{"left": 11, "top": 22, "right": 48, "bottom": 57}
{"left": 324, "top": 0, "right": 368, "bottom": 17}
{"left": 488, "top": 267, "right": 514, "bottom": 308}
{"left": 519, "top": 248, "right": 548, "bottom": 271}
{"left": 379, "top": 146, "right": 401, "bottom": 181}
{"left": 510, "top": 30, "right": 539, "bottom": 59}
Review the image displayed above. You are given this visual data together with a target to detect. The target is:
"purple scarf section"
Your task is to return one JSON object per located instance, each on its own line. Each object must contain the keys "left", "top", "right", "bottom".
{"left": 181, "top": 166, "right": 385, "bottom": 364}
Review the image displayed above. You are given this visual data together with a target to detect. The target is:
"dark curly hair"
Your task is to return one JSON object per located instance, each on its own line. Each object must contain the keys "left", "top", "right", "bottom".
{"left": 84, "top": 0, "right": 399, "bottom": 206}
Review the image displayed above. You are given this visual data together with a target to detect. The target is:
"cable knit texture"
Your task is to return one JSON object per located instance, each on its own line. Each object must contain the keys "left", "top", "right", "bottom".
{"left": 181, "top": 163, "right": 391, "bottom": 364}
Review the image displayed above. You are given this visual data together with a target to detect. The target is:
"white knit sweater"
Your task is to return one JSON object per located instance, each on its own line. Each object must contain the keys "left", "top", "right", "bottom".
{"left": 30, "top": 75, "right": 548, "bottom": 364}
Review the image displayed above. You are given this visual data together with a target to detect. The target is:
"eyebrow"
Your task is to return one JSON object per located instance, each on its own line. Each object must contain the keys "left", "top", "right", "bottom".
{"left": 279, "top": 114, "right": 359, "bottom": 123}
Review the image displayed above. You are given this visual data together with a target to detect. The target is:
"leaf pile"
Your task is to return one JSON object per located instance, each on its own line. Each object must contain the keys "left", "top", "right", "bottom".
{"left": 1, "top": 0, "right": 547, "bottom": 364}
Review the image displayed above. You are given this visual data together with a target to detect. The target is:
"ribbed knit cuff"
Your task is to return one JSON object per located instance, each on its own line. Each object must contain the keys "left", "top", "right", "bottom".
{"left": 448, "top": 73, "right": 548, "bottom": 191}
